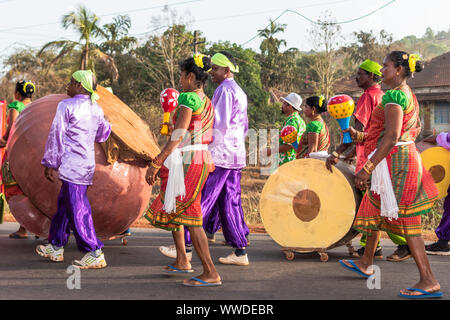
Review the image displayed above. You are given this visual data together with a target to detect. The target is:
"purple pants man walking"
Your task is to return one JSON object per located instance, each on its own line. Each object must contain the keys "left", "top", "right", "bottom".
{"left": 36, "top": 70, "right": 111, "bottom": 269}
{"left": 159, "top": 51, "right": 251, "bottom": 266}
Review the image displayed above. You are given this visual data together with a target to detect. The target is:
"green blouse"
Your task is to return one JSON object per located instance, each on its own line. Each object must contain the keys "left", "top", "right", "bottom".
{"left": 381, "top": 90, "right": 410, "bottom": 111}
{"left": 7, "top": 101, "right": 26, "bottom": 113}
{"left": 177, "top": 92, "right": 202, "bottom": 112}
{"left": 305, "top": 120, "right": 323, "bottom": 134}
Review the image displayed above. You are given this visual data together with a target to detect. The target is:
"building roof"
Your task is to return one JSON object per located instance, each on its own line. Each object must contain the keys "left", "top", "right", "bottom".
{"left": 414, "top": 92, "right": 450, "bottom": 102}
{"left": 408, "top": 51, "right": 450, "bottom": 88}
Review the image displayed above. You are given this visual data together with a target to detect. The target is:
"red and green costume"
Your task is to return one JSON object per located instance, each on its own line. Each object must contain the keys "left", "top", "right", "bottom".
{"left": 297, "top": 118, "right": 330, "bottom": 158}
{"left": 145, "top": 92, "right": 215, "bottom": 231}
{"left": 353, "top": 87, "right": 439, "bottom": 237}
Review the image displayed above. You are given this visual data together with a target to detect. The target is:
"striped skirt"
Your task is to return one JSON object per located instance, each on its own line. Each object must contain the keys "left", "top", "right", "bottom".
{"left": 353, "top": 143, "right": 439, "bottom": 237}
{"left": 145, "top": 150, "right": 214, "bottom": 231}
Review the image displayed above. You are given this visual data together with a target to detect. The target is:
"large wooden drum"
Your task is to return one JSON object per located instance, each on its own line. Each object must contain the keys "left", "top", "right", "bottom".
{"left": 6, "top": 86, "right": 160, "bottom": 238}
{"left": 259, "top": 158, "right": 361, "bottom": 261}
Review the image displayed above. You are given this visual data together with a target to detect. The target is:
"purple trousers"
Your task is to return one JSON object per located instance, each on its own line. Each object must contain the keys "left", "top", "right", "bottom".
{"left": 185, "top": 167, "right": 249, "bottom": 248}
{"left": 48, "top": 180, "right": 103, "bottom": 252}
{"left": 436, "top": 185, "right": 450, "bottom": 241}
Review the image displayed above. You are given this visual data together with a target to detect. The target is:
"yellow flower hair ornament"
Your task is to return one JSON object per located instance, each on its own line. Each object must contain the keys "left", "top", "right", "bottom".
{"left": 318, "top": 96, "right": 325, "bottom": 108}
{"left": 23, "top": 81, "right": 36, "bottom": 94}
{"left": 193, "top": 53, "right": 210, "bottom": 71}
{"left": 408, "top": 54, "right": 420, "bottom": 73}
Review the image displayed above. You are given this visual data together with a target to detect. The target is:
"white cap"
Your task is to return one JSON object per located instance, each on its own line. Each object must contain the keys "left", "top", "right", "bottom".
{"left": 281, "top": 93, "right": 303, "bottom": 111}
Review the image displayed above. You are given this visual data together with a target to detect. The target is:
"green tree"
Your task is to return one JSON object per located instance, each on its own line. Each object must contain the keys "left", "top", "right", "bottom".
{"left": 100, "top": 15, "right": 137, "bottom": 56}
{"left": 345, "top": 29, "right": 393, "bottom": 65}
{"left": 39, "top": 5, "right": 118, "bottom": 81}
{"left": 258, "top": 19, "right": 287, "bottom": 55}
{"left": 0, "top": 48, "right": 75, "bottom": 101}
{"left": 257, "top": 19, "right": 289, "bottom": 89}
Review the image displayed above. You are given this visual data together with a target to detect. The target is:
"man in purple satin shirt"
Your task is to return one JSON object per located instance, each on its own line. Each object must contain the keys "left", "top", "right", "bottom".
{"left": 159, "top": 51, "right": 250, "bottom": 266}
{"left": 424, "top": 132, "right": 450, "bottom": 256}
{"left": 36, "top": 70, "right": 112, "bottom": 269}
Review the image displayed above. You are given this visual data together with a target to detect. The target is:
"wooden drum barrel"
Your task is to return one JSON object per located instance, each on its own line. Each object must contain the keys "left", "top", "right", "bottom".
{"left": 6, "top": 86, "right": 160, "bottom": 238}
{"left": 259, "top": 158, "right": 362, "bottom": 260}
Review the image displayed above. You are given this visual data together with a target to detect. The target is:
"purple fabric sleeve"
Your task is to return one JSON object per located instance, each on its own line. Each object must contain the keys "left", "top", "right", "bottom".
{"left": 41, "top": 101, "right": 69, "bottom": 169}
{"left": 436, "top": 132, "right": 450, "bottom": 151}
{"left": 209, "top": 79, "right": 248, "bottom": 169}
{"left": 95, "top": 116, "right": 112, "bottom": 143}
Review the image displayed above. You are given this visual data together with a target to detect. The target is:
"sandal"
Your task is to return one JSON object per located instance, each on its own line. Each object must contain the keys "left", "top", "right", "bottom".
{"left": 9, "top": 232, "right": 28, "bottom": 239}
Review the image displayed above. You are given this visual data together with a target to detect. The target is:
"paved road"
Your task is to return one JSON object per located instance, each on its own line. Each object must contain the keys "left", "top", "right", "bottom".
{"left": 0, "top": 222, "right": 448, "bottom": 301}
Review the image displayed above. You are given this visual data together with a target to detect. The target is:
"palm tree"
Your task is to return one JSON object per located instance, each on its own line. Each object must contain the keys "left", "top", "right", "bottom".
{"left": 101, "top": 15, "right": 137, "bottom": 56}
{"left": 39, "top": 5, "right": 118, "bottom": 82}
{"left": 257, "top": 19, "right": 287, "bottom": 89}
{"left": 258, "top": 20, "right": 287, "bottom": 55}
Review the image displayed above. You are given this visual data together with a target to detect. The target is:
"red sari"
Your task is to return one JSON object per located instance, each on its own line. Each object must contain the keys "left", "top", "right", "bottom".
{"left": 145, "top": 96, "right": 215, "bottom": 231}
{"left": 353, "top": 86, "right": 438, "bottom": 237}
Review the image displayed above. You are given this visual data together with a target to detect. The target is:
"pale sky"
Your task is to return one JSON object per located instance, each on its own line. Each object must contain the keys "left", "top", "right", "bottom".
{"left": 0, "top": 0, "right": 449, "bottom": 64}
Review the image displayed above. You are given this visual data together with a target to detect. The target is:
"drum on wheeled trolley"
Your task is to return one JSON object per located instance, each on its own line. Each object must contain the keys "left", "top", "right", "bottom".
{"left": 259, "top": 158, "right": 362, "bottom": 262}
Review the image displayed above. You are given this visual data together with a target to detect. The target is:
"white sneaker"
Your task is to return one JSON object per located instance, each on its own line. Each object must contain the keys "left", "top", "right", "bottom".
{"left": 218, "top": 252, "right": 249, "bottom": 266}
{"left": 36, "top": 244, "right": 64, "bottom": 262}
{"left": 159, "top": 245, "right": 192, "bottom": 261}
{"left": 72, "top": 250, "right": 107, "bottom": 269}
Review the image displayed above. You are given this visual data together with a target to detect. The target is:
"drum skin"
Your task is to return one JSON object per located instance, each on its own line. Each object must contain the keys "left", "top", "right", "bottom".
{"left": 6, "top": 93, "right": 154, "bottom": 239}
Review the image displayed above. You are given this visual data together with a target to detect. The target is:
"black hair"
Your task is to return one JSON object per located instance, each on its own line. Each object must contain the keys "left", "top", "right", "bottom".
{"left": 387, "top": 51, "right": 424, "bottom": 78}
{"left": 179, "top": 55, "right": 212, "bottom": 87}
{"left": 219, "top": 50, "right": 237, "bottom": 69}
{"left": 361, "top": 69, "right": 382, "bottom": 83}
{"left": 306, "top": 96, "right": 327, "bottom": 114}
{"left": 15, "top": 80, "right": 35, "bottom": 99}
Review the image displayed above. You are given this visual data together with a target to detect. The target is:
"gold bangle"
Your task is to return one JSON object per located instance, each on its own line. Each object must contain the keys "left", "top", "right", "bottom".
{"left": 332, "top": 151, "right": 340, "bottom": 158}
{"left": 151, "top": 161, "right": 161, "bottom": 169}
{"left": 366, "top": 159, "right": 375, "bottom": 170}
{"left": 362, "top": 165, "right": 372, "bottom": 175}
{"left": 363, "top": 160, "right": 375, "bottom": 174}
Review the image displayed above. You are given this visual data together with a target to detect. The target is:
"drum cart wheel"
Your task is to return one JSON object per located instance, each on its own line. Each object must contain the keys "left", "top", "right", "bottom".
{"left": 318, "top": 249, "right": 328, "bottom": 262}
{"left": 281, "top": 247, "right": 328, "bottom": 262}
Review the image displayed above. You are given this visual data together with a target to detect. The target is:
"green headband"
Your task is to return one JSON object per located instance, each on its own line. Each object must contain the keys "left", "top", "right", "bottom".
{"left": 72, "top": 70, "right": 99, "bottom": 104}
{"left": 359, "top": 59, "right": 382, "bottom": 76}
{"left": 211, "top": 53, "right": 239, "bottom": 73}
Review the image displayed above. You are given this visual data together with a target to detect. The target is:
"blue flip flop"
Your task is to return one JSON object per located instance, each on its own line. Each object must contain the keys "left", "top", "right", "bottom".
{"left": 339, "top": 260, "right": 373, "bottom": 278}
{"left": 399, "top": 288, "right": 443, "bottom": 299}
{"left": 164, "top": 264, "right": 194, "bottom": 274}
{"left": 182, "top": 277, "right": 222, "bottom": 287}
